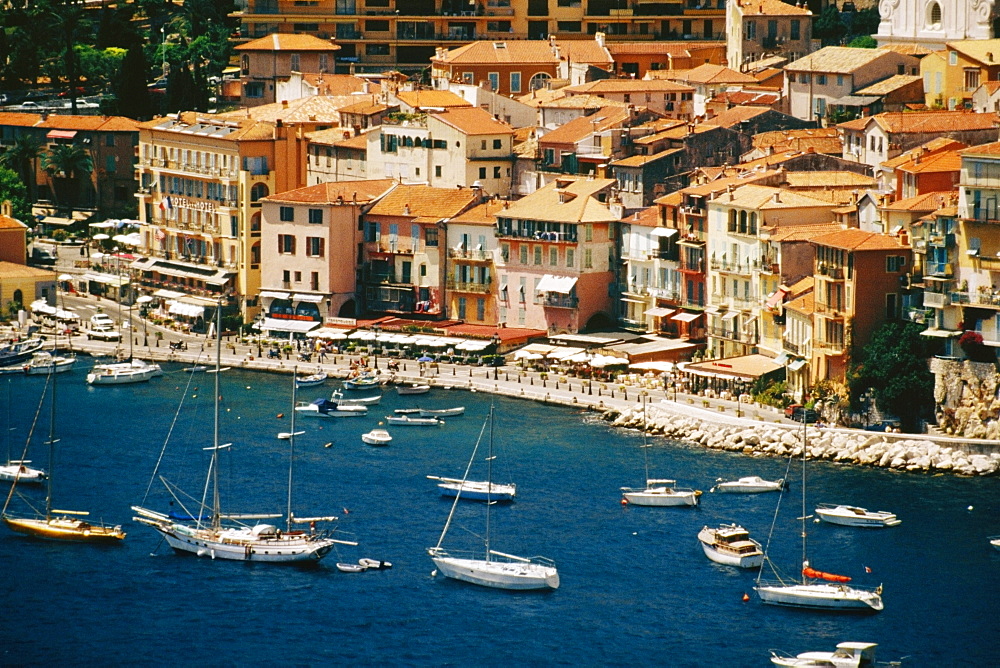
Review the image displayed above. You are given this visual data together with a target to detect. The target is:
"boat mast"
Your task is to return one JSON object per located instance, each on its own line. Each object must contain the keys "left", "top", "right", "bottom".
{"left": 45, "top": 369, "right": 56, "bottom": 521}
{"left": 800, "top": 415, "right": 807, "bottom": 583}
{"left": 287, "top": 367, "right": 296, "bottom": 532}
{"left": 485, "top": 403, "right": 493, "bottom": 562}
{"left": 210, "top": 301, "right": 222, "bottom": 531}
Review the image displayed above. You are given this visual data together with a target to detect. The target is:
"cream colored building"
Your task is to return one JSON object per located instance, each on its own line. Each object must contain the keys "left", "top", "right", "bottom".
{"left": 726, "top": 0, "right": 814, "bottom": 73}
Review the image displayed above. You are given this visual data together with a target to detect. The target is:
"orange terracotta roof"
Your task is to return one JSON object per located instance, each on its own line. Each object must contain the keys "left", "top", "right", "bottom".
{"left": 235, "top": 34, "right": 340, "bottom": 52}
{"left": 0, "top": 215, "right": 28, "bottom": 230}
{"left": 752, "top": 127, "right": 842, "bottom": 152}
{"left": 783, "top": 290, "right": 815, "bottom": 316}
{"left": 450, "top": 198, "right": 507, "bottom": 225}
{"left": 734, "top": 0, "right": 811, "bottom": 16}
{"left": 337, "top": 99, "right": 389, "bottom": 115}
{"left": 35, "top": 115, "right": 140, "bottom": 132}
{"left": 540, "top": 106, "right": 631, "bottom": 145}
{"left": 300, "top": 74, "right": 380, "bottom": 96}
{"left": 810, "top": 228, "right": 908, "bottom": 251}
{"left": 430, "top": 107, "right": 513, "bottom": 136}
{"left": 676, "top": 64, "right": 758, "bottom": 85}
{"left": 433, "top": 41, "right": 559, "bottom": 65}
{"left": 702, "top": 105, "right": 770, "bottom": 128}
{"left": 709, "top": 89, "right": 781, "bottom": 107}
{"left": 0, "top": 112, "right": 43, "bottom": 127}
{"left": 624, "top": 205, "right": 659, "bottom": 228}
{"left": 766, "top": 223, "right": 842, "bottom": 242}
{"left": 554, "top": 39, "right": 613, "bottom": 67}
{"left": 263, "top": 179, "right": 396, "bottom": 204}
{"left": 395, "top": 90, "right": 473, "bottom": 110}
{"left": 841, "top": 110, "right": 1000, "bottom": 134}
{"left": 960, "top": 140, "right": 1000, "bottom": 156}
{"left": 612, "top": 148, "right": 682, "bottom": 168}
{"left": 366, "top": 184, "right": 480, "bottom": 219}
{"left": 881, "top": 137, "right": 966, "bottom": 168}
{"left": 895, "top": 150, "right": 963, "bottom": 174}
{"left": 883, "top": 191, "right": 956, "bottom": 212}
{"left": 564, "top": 79, "right": 693, "bottom": 94}
{"left": 216, "top": 95, "right": 360, "bottom": 123}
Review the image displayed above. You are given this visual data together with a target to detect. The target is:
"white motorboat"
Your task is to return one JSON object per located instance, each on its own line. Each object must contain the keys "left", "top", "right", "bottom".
{"left": 815, "top": 504, "right": 901, "bottom": 528}
{"left": 295, "top": 398, "right": 367, "bottom": 418}
{"left": 427, "top": 476, "right": 516, "bottom": 502}
{"left": 385, "top": 415, "right": 441, "bottom": 426}
{"left": 294, "top": 371, "right": 327, "bottom": 388}
{"left": 397, "top": 383, "right": 431, "bottom": 395}
{"left": 24, "top": 352, "right": 76, "bottom": 375}
{"left": 622, "top": 479, "right": 701, "bottom": 507}
{"left": 330, "top": 390, "right": 381, "bottom": 405}
{"left": 337, "top": 562, "right": 367, "bottom": 573}
{"left": 990, "top": 535, "right": 1000, "bottom": 552}
{"left": 697, "top": 524, "right": 764, "bottom": 569}
{"left": 86, "top": 359, "right": 162, "bottom": 385}
{"left": 712, "top": 476, "right": 785, "bottom": 493}
{"left": 361, "top": 429, "right": 392, "bottom": 446}
{"left": 0, "top": 337, "right": 44, "bottom": 367}
{"left": 428, "top": 403, "right": 558, "bottom": 591}
{"left": 770, "top": 641, "right": 882, "bottom": 667}
{"left": 359, "top": 558, "right": 392, "bottom": 569}
{"left": 0, "top": 461, "right": 46, "bottom": 484}
{"left": 277, "top": 431, "right": 305, "bottom": 440}
{"left": 755, "top": 422, "right": 884, "bottom": 613}
{"left": 418, "top": 406, "right": 465, "bottom": 418}
{"left": 131, "top": 335, "right": 350, "bottom": 563}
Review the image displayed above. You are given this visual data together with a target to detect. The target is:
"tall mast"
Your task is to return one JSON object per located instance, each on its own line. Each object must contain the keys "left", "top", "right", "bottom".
{"left": 46, "top": 370, "right": 56, "bottom": 520}
{"left": 211, "top": 301, "right": 222, "bottom": 530}
{"left": 800, "top": 416, "right": 807, "bottom": 582}
{"left": 287, "top": 367, "right": 296, "bottom": 532}
{"left": 485, "top": 402, "right": 493, "bottom": 562}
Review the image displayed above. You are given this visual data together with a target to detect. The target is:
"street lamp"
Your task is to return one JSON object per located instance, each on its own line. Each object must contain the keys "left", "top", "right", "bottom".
{"left": 137, "top": 295, "right": 153, "bottom": 347}
{"left": 491, "top": 332, "right": 500, "bottom": 380}
{"left": 372, "top": 322, "right": 381, "bottom": 369}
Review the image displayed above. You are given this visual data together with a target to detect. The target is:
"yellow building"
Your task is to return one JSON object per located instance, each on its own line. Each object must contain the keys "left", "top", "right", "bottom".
{"left": 922, "top": 39, "right": 1000, "bottom": 109}
{"left": 0, "top": 204, "right": 28, "bottom": 266}
{"left": 0, "top": 261, "right": 56, "bottom": 315}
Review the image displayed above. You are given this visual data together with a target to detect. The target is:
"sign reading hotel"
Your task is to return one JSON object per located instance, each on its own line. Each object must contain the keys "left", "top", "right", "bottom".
{"left": 171, "top": 197, "right": 217, "bottom": 213}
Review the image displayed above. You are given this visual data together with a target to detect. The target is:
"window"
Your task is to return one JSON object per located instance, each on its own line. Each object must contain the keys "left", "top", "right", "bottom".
{"left": 534, "top": 246, "right": 542, "bottom": 265}
{"left": 550, "top": 248, "right": 557, "bottom": 265}
{"left": 366, "top": 44, "right": 389, "bottom": 56}
{"left": 479, "top": 167, "right": 487, "bottom": 179}
{"left": 746, "top": 20, "right": 756, "bottom": 40}
{"left": 476, "top": 298, "right": 485, "bottom": 321}
{"left": 949, "top": 50, "right": 957, "bottom": 66}
{"left": 105, "top": 134, "right": 115, "bottom": 147}
{"left": 278, "top": 234, "right": 296, "bottom": 254}
{"left": 488, "top": 72, "right": 499, "bottom": 91}
{"left": 311, "top": 272, "right": 319, "bottom": 291}
{"left": 510, "top": 72, "right": 522, "bottom": 93}
{"left": 886, "top": 255, "right": 906, "bottom": 272}
{"left": 283, "top": 270, "right": 290, "bottom": 284}
{"left": 584, "top": 248, "right": 593, "bottom": 269}
{"left": 280, "top": 206, "right": 294, "bottom": 222}
{"left": 457, "top": 297, "right": 467, "bottom": 319}
{"left": 290, "top": 54, "right": 300, "bottom": 71}
{"left": 493, "top": 139, "right": 502, "bottom": 150}
{"left": 245, "top": 82, "right": 264, "bottom": 98}
{"left": 885, "top": 293, "right": 897, "bottom": 319}
{"left": 105, "top": 155, "right": 116, "bottom": 173}
{"left": 929, "top": 2, "right": 942, "bottom": 28}
{"left": 425, "top": 227, "right": 438, "bottom": 246}
{"left": 585, "top": 224, "right": 593, "bottom": 241}
{"left": 790, "top": 19, "right": 800, "bottom": 40}
{"left": 435, "top": 165, "right": 442, "bottom": 178}
{"left": 493, "top": 166, "right": 501, "bottom": 178}
{"left": 800, "top": 73, "right": 810, "bottom": 84}
{"left": 308, "top": 208, "right": 323, "bottom": 224}
{"left": 566, "top": 249, "right": 574, "bottom": 267}
{"left": 294, "top": 271, "right": 302, "bottom": 283}
{"left": 519, "top": 245, "right": 528, "bottom": 264}
{"left": 306, "top": 237, "right": 324, "bottom": 257}
{"left": 817, "top": 74, "right": 827, "bottom": 85}
{"left": 366, "top": 20, "right": 389, "bottom": 31}
{"left": 557, "top": 21, "right": 581, "bottom": 32}
{"left": 837, "top": 74, "right": 844, "bottom": 86}
{"left": 462, "top": 72, "right": 474, "bottom": 84}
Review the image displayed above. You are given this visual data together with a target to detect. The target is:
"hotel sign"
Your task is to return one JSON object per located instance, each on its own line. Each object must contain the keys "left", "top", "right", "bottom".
{"left": 172, "top": 197, "right": 217, "bottom": 213}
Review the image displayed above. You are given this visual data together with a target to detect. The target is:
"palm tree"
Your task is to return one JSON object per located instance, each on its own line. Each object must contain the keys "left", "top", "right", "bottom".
{"left": 0, "top": 134, "right": 45, "bottom": 201}
{"left": 41, "top": 144, "right": 93, "bottom": 209}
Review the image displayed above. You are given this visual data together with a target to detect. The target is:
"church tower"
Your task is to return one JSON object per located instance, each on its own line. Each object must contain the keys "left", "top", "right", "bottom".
{"left": 876, "top": 0, "right": 1000, "bottom": 50}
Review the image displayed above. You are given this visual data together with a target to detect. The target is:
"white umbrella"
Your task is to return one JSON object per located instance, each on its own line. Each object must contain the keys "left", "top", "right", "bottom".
{"left": 58, "top": 273, "right": 72, "bottom": 281}
{"left": 514, "top": 350, "right": 543, "bottom": 361}
{"left": 93, "top": 233, "right": 110, "bottom": 240}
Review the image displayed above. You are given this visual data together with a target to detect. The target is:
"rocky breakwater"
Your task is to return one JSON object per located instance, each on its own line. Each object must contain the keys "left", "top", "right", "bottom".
{"left": 603, "top": 405, "right": 1000, "bottom": 477}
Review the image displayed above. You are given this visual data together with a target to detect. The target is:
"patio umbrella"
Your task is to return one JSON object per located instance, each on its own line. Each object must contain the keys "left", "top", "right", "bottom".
{"left": 93, "top": 233, "right": 110, "bottom": 241}
{"left": 418, "top": 355, "right": 434, "bottom": 362}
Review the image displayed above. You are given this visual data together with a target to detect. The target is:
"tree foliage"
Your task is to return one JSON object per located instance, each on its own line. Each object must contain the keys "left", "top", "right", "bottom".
{"left": 0, "top": 166, "right": 32, "bottom": 223}
{"left": 848, "top": 321, "right": 935, "bottom": 432}
{"left": 814, "top": 5, "right": 848, "bottom": 46}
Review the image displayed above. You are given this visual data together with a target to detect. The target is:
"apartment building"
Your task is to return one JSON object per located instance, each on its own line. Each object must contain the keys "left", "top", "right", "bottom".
{"left": 133, "top": 113, "right": 309, "bottom": 322}
{"left": 618, "top": 205, "right": 679, "bottom": 333}
{"left": 726, "top": 0, "right": 814, "bottom": 73}
{"left": 921, "top": 39, "right": 1000, "bottom": 110}
{"left": 307, "top": 128, "right": 370, "bottom": 184}
{"left": 494, "top": 176, "right": 619, "bottom": 334}
{"left": 235, "top": 34, "right": 342, "bottom": 107}
{"left": 230, "top": 1, "right": 728, "bottom": 72}
{"left": 445, "top": 198, "right": 507, "bottom": 326}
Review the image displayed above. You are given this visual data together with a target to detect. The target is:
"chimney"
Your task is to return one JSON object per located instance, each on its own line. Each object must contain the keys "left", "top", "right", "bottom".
{"left": 772, "top": 191, "right": 781, "bottom": 203}
{"left": 404, "top": 203, "right": 411, "bottom": 215}
{"left": 282, "top": 99, "right": 289, "bottom": 108}
{"left": 594, "top": 32, "right": 605, "bottom": 48}
{"left": 727, "top": 184, "right": 735, "bottom": 200}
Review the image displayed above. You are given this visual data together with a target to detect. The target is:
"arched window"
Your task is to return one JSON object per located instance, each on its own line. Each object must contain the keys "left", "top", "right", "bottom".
{"left": 728, "top": 209, "right": 737, "bottom": 232}
{"left": 529, "top": 72, "right": 551, "bottom": 91}
{"left": 739, "top": 210, "right": 748, "bottom": 234}
{"left": 749, "top": 212, "right": 757, "bottom": 235}
{"left": 250, "top": 183, "right": 269, "bottom": 202}
{"left": 928, "top": 2, "right": 942, "bottom": 28}
{"left": 250, "top": 241, "right": 261, "bottom": 267}
{"left": 241, "top": 55, "right": 250, "bottom": 76}
{"left": 250, "top": 211, "right": 261, "bottom": 233}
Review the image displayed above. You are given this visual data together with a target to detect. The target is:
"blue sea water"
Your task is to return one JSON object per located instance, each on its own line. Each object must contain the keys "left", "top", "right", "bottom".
{"left": 1, "top": 366, "right": 998, "bottom": 667}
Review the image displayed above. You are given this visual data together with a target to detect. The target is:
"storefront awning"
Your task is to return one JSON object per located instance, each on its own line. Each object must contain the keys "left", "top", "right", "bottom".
{"left": 644, "top": 307, "right": 675, "bottom": 317}
{"left": 671, "top": 312, "right": 700, "bottom": 322}
{"left": 259, "top": 290, "right": 288, "bottom": 300}
{"left": 650, "top": 227, "right": 678, "bottom": 237}
{"left": 774, "top": 352, "right": 789, "bottom": 365}
{"left": 920, "top": 328, "right": 961, "bottom": 338}
{"left": 167, "top": 301, "right": 205, "bottom": 318}
{"left": 292, "top": 293, "right": 325, "bottom": 303}
{"left": 765, "top": 288, "right": 788, "bottom": 309}
{"left": 536, "top": 274, "right": 578, "bottom": 294}
{"left": 787, "top": 358, "right": 807, "bottom": 371}
{"left": 153, "top": 289, "right": 186, "bottom": 299}
{"left": 721, "top": 311, "right": 739, "bottom": 320}
{"left": 621, "top": 297, "right": 646, "bottom": 304}
{"left": 46, "top": 130, "right": 77, "bottom": 140}
{"left": 82, "top": 272, "right": 129, "bottom": 288}
{"left": 256, "top": 318, "right": 321, "bottom": 334}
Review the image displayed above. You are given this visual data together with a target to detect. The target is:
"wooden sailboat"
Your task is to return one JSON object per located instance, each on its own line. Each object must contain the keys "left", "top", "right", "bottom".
{"left": 428, "top": 403, "right": 558, "bottom": 590}
{"left": 132, "top": 310, "right": 349, "bottom": 563}
{"left": 2, "top": 372, "right": 125, "bottom": 542}
{"left": 754, "top": 419, "right": 883, "bottom": 613}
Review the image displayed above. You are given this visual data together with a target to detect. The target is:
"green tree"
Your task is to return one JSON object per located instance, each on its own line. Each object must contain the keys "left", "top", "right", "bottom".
{"left": 0, "top": 166, "right": 32, "bottom": 222}
{"left": 0, "top": 134, "right": 44, "bottom": 201}
{"left": 814, "top": 5, "right": 848, "bottom": 46}
{"left": 116, "top": 38, "right": 154, "bottom": 120}
{"left": 848, "top": 321, "right": 935, "bottom": 432}
{"left": 846, "top": 35, "right": 878, "bottom": 49}
{"left": 41, "top": 143, "right": 93, "bottom": 208}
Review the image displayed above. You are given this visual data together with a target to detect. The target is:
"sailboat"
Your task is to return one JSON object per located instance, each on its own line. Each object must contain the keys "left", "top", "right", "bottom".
{"left": 428, "top": 403, "right": 559, "bottom": 590}
{"left": 131, "top": 309, "right": 348, "bottom": 563}
{"left": 2, "top": 371, "right": 125, "bottom": 542}
{"left": 0, "top": 378, "right": 46, "bottom": 484}
{"left": 620, "top": 399, "right": 701, "bottom": 507}
{"left": 754, "top": 419, "right": 884, "bottom": 613}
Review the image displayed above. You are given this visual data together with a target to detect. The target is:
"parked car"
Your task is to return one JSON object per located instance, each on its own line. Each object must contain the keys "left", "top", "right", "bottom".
{"left": 90, "top": 313, "right": 114, "bottom": 328}
{"left": 86, "top": 325, "right": 121, "bottom": 341}
{"left": 785, "top": 404, "right": 819, "bottom": 423}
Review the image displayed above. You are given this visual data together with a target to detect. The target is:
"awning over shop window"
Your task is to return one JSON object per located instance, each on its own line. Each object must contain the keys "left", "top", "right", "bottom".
{"left": 644, "top": 307, "right": 675, "bottom": 317}
{"left": 46, "top": 130, "right": 77, "bottom": 140}
{"left": 621, "top": 297, "right": 646, "bottom": 304}
{"left": 293, "top": 293, "right": 325, "bottom": 303}
{"left": 787, "top": 358, "right": 807, "bottom": 371}
{"left": 765, "top": 288, "right": 788, "bottom": 309}
{"left": 256, "top": 317, "right": 321, "bottom": 334}
{"left": 671, "top": 312, "right": 700, "bottom": 322}
{"left": 721, "top": 311, "right": 739, "bottom": 320}
{"left": 774, "top": 352, "right": 789, "bottom": 365}
{"left": 535, "top": 274, "right": 578, "bottom": 294}
{"left": 650, "top": 227, "right": 678, "bottom": 237}
{"left": 259, "top": 290, "right": 288, "bottom": 300}
{"left": 82, "top": 272, "right": 129, "bottom": 288}
{"left": 167, "top": 301, "right": 205, "bottom": 318}
{"left": 152, "top": 289, "right": 186, "bottom": 299}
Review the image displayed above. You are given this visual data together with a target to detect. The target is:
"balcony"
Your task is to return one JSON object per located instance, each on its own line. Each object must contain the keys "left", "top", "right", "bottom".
{"left": 815, "top": 339, "right": 845, "bottom": 353}
{"left": 447, "top": 248, "right": 493, "bottom": 261}
{"left": 447, "top": 280, "right": 492, "bottom": 294}
{"left": 907, "top": 307, "right": 933, "bottom": 324}
{"left": 927, "top": 262, "right": 954, "bottom": 278}
{"left": 366, "top": 240, "right": 417, "bottom": 255}
{"left": 813, "top": 302, "right": 845, "bottom": 319}
{"left": 708, "top": 326, "right": 758, "bottom": 345}
{"left": 923, "top": 291, "right": 951, "bottom": 308}
{"left": 619, "top": 316, "right": 647, "bottom": 331}
{"left": 782, "top": 339, "right": 804, "bottom": 356}
{"left": 928, "top": 233, "right": 956, "bottom": 248}
{"left": 816, "top": 263, "right": 845, "bottom": 279}
{"left": 535, "top": 293, "right": 578, "bottom": 309}
{"left": 950, "top": 289, "right": 1000, "bottom": 309}
{"left": 710, "top": 258, "right": 753, "bottom": 275}
{"left": 495, "top": 228, "right": 578, "bottom": 243}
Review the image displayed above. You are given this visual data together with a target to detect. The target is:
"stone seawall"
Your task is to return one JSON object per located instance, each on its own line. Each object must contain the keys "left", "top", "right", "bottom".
{"left": 604, "top": 403, "right": 1000, "bottom": 477}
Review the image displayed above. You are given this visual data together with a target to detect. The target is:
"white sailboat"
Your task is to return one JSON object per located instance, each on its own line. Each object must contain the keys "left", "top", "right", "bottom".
{"left": 132, "top": 310, "right": 349, "bottom": 563}
{"left": 0, "top": 378, "right": 45, "bottom": 484}
{"left": 620, "top": 400, "right": 701, "bottom": 507}
{"left": 2, "top": 370, "right": 125, "bottom": 542}
{"left": 754, "top": 421, "right": 884, "bottom": 613}
{"left": 428, "top": 404, "right": 559, "bottom": 591}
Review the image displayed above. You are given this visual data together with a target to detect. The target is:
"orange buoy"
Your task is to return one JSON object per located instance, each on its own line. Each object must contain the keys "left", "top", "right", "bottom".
{"left": 742, "top": 592, "right": 750, "bottom": 602}
{"left": 277, "top": 413, "right": 284, "bottom": 419}
{"left": 620, "top": 497, "right": 629, "bottom": 506}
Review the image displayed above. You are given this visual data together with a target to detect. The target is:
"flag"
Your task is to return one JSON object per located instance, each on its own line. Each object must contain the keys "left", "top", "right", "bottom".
{"left": 158, "top": 200, "right": 166, "bottom": 211}
{"left": 165, "top": 196, "right": 173, "bottom": 210}
{"left": 154, "top": 228, "right": 165, "bottom": 242}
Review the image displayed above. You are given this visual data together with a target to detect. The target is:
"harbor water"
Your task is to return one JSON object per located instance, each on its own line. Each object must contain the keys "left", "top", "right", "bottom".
{"left": 1, "top": 366, "right": 997, "bottom": 666}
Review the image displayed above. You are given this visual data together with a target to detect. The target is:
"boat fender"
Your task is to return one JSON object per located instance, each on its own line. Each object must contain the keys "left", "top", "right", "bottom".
{"left": 277, "top": 413, "right": 284, "bottom": 418}
{"left": 742, "top": 593, "right": 750, "bottom": 602}
{"left": 323, "top": 442, "right": 333, "bottom": 448}
{"left": 620, "top": 497, "right": 628, "bottom": 506}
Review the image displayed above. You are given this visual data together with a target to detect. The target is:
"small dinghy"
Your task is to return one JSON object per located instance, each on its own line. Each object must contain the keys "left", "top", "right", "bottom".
{"left": 362, "top": 429, "right": 392, "bottom": 446}
{"left": 277, "top": 431, "right": 305, "bottom": 440}
{"left": 385, "top": 415, "right": 442, "bottom": 426}
{"left": 295, "top": 371, "right": 328, "bottom": 388}
{"left": 397, "top": 383, "right": 431, "bottom": 395}
{"left": 337, "top": 562, "right": 367, "bottom": 573}
{"left": 418, "top": 406, "right": 465, "bottom": 418}
{"left": 359, "top": 558, "right": 393, "bottom": 570}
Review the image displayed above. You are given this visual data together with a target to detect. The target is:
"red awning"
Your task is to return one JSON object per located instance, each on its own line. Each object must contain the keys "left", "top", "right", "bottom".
{"left": 765, "top": 288, "right": 788, "bottom": 309}
{"left": 46, "top": 130, "right": 78, "bottom": 139}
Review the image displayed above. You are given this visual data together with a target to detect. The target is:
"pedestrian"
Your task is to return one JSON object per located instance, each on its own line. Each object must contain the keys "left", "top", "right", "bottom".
{"left": 318, "top": 348, "right": 327, "bottom": 363}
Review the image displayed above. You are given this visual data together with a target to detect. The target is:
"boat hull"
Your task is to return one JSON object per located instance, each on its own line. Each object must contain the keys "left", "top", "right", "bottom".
{"left": 295, "top": 406, "right": 367, "bottom": 418}
{"left": 815, "top": 506, "right": 901, "bottom": 528}
{"left": 397, "top": 385, "right": 430, "bottom": 395}
{"left": 713, "top": 477, "right": 783, "bottom": 493}
{"left": 755, "top": 583, "right": 883, "bottom": 612}
{"left": 438, "top": 482, "right": 515, "bottom": 502}
{"left": 623, "top": 490, "right": 700, "bottom": 506}
{"left": 431, "top": 555, "right": 559, "bottom": 590}
{"left": 3, "top": 516, "right": 125, "bottom": 543}
{"left": 155, "top": 524, "right": 334, "bottom": 563}
{"left": 362, "top": 430, "right": 392, "bottom": 446}
{"left": 25, "top": 357, "right": 76, "bottom": 375}
{"left": 419, "top": 407, "right": 464, "bottom": 417}
{"left": 697, "top": 527, "right": 764, "bottom": 569}
{"left": 86, "top": 361, "right": 161, "bottom": 385}
{"left": 0, "top": 465, "right": 46, "bottom": 484}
